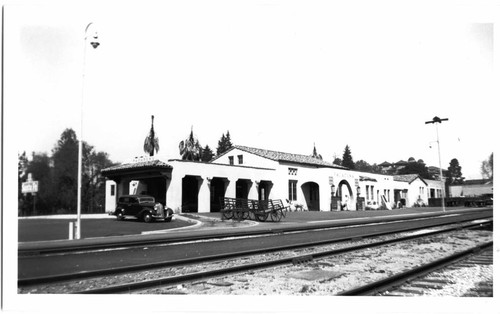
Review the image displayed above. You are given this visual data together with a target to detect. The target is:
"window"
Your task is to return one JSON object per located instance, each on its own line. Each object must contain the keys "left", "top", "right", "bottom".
{"left": 366, "top": 186, "right": 370, "bottom": 199}
{"left": 288, "top": 168, "right": 298, "bottom": 175}
{"left": 288, "top": 180, "right": 297, "bottom": 201}
{"left": 110, "top": 185, "right": 115, "bottom": 196}
{"left": 371, "top": 186, "right": 374, "bottom": 200}
{"left": 228, "top": 156, "right": 234, "bottom": 165}
{"left": 237, "top": 155, "right": 243, "bottom": 164}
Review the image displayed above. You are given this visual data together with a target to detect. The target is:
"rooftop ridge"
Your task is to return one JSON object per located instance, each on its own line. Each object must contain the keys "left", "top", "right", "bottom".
{"left": 233, "top": 145, "right": 347, "bottom": 169}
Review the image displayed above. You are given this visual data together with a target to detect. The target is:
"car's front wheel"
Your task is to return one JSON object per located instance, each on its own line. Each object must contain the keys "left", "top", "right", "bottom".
{"left": 116, "top": 209, "right": 125, "bottom": 221}
{"left": 142, "top": 212, "right": 153, "bottom": 223}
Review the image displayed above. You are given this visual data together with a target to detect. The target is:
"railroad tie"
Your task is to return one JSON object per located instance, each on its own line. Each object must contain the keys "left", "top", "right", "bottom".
{"left": 292, "top": 255, "right": 314, "bottom": 265}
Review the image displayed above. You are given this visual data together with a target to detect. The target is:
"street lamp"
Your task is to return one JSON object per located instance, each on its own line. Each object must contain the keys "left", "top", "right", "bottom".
{"left": 76, "top": 22, "right": 99, "bottom": 240}
{"left": 425, "top": 116, "right": 448, "bottom": 212}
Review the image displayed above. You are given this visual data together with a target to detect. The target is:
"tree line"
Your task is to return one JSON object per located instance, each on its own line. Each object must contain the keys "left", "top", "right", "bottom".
{"left": 18, "top": 128, "right": 115, "bottom": 216}
{"left": 19, "top": 123, "right": 492, "bottom": 216}
{"left": 325, "top": 145, "right": 492, "bottom": 184}
{"left": 178, "top": 127, "right": 233, "bottom": 162}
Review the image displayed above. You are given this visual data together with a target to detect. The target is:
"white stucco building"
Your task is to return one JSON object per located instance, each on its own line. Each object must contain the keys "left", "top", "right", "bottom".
{"left": 102, "top": 145, "right": 444, "bottom": 213}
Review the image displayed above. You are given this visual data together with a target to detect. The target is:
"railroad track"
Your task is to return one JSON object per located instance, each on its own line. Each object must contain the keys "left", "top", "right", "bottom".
{"left": 18, "top": 208, "right": 492, "bottom": 256}
{"left": 18, "top": 220, "right": 492, "bottom": 294}
{"left": 337, "top": 242, "right": 493, "bottom": 296}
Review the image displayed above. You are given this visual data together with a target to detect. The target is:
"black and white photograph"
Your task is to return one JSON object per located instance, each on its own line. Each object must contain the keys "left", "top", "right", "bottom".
{"left": 2, "top": 0, "right": 497, "bottom": 313}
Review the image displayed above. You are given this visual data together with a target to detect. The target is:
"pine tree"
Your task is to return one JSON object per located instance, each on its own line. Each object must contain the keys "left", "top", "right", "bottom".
{"left": 341, "top": 145, "right": 355, "bottom": 169}
{"left": 216, "top": 131, "right": 233, "bottom": 155}
{"left": 52, "top": 129, "right": 79, "bottom": 213}
{"left": 201, "top": 145, "right": 215, "bottom": 162}
{"left": 225, "top": 131, "right": 233, "bottom": 148}
{"left": 447, "top": 158, "right": 465, "bottom": 185}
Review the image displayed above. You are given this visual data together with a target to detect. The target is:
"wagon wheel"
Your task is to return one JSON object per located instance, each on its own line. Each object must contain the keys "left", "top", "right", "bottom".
{"left": 248, "top": 210, "right": 256, "bottom": 221}
{"left": 270, "top": 210, "right": 282, "bottom": 222}
{"left": 255, "top": 211, "right": 269, "bottom": 222}
{"left": 241, "top": 210, "right": 250, "bottom": 220}
{"left": 222, "top": 208, "right": 233, "bottom": 220}
{"left": 234, "top": 209, "right": 245, "bottom": 221}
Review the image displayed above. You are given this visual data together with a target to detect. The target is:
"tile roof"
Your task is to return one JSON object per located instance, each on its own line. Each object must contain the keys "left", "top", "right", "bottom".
{"left": 232, "top": 145, "right": 347, "bottom": 169}
{"left": 393, "top": 174, "right": 427, "bottom": 185}
{"left": 102, "top": 159, "right": 172, "bottom": 175}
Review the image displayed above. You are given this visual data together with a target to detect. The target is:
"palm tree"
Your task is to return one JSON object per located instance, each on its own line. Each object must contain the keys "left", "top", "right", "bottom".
{"left": 179, "top": 127, "right": 202, "bottom": 161}
{"left": 143, "top": 115, "right": 159, "bottom": 156}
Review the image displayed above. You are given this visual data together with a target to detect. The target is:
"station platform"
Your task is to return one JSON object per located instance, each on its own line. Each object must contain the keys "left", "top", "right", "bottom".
{"left": 17, "top": 206, "right": 491, "bottom": 245}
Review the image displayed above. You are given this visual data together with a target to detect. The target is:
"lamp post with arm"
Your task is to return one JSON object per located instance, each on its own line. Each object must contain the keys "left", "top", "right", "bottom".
{"left": 76, "top": 23, "right": 99, "bottom": 240}
{"left": 425, "top": 116, "right": 448, "bottom": 212}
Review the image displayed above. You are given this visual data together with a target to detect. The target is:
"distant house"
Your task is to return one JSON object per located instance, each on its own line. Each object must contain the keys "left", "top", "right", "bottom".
{"left": 377, "top": 158, "right": 447, "bottom": 181}
{"left": 427, "top": 166, "right": 448, "bottom": 181}
{"left": 393, "top": 174, "right": 429, "bottom": 207}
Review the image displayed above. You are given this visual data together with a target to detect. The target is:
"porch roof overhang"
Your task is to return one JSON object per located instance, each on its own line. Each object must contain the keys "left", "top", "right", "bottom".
{"left": 359, "top": 175, "right": 377, "bottom": 182}
{"left": 101, "top": 160, "right": 172, "bottom": 180}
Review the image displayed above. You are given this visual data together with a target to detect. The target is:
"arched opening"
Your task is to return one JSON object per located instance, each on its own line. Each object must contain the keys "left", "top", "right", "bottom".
{"left": 338, "top": 179, "right": 354, "bottom": 211}
{"left": 301, "top": 182, "right": 320, "bottom": 211}
{"left": 182, "top": 175, "right": 200, "bottom": 213}
{"left": 236, "top": 179, "right": 252, "bottom": 199}
{"left": 258, "top": 180, "right": 273, "bottom": 201}
{"left": 210, "top": 177, "right": 227, "bottom": 212}
{"left": 210, "top": 177, "right": 227, "bottom": 213}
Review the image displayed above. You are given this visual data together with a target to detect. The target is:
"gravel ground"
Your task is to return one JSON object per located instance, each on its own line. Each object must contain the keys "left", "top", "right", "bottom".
{"left": 143, "top": 229, "right": 492, "bottom": 296}
{"left": 19, "top": 228, "right": 492, "bottom": 296}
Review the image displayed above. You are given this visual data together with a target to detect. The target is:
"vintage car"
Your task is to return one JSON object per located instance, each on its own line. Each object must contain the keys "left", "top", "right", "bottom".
{"left": 113, "top": 195, "right": 174, "bottom": 223}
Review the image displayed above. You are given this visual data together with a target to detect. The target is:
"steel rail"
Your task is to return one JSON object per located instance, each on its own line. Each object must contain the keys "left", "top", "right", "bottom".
{"left": 18, "top": 209, "right": 492, "bottom": 256}
{"left": 69, "top": 220, "right": 492, "bottom": 294}
{"left": 18, "top": 218, "right": 491, "bottom": 287}
{"left": 336, "top": 241, "right": 494, "bottom": 296}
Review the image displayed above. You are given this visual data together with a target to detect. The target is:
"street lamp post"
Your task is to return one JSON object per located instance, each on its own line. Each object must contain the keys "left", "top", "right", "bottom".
{"left": 76, "top": 23, "right": 99, "bottom": 240}
{"left": 425, "top": 116, "right": 448, "bottom": 212}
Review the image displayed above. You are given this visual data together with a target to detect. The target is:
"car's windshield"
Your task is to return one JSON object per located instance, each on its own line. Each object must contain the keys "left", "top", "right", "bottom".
{"left": 138, "top": 197, "right": 155, "bottom": 203}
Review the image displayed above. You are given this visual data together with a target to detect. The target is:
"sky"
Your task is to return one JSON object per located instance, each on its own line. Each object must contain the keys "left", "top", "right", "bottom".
{"left": 3, "top": 0, "right": 497, "bottom": 180}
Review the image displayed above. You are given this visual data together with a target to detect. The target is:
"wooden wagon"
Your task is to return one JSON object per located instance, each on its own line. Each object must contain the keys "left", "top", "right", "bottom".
{"left": 220, "top": 197, "right": 289, "bottom": 222}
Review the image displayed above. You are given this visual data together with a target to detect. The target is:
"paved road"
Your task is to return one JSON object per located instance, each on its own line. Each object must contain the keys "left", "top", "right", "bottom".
{"left": 18, "top": 216, "right": 195, "bottom": 242}
{"left": 18, "top": 206, "right": 489, "bottom": 243}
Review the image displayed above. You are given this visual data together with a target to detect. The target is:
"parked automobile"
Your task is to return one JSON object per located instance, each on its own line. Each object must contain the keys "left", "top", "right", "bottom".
{"left": 112, "top": 195, "right": 173, "bottom": 223}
